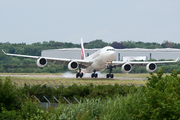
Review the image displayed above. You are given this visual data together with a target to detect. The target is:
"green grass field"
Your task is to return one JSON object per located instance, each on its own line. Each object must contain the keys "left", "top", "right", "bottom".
{"left": 0, "top": 73, "right": 149, "bottom": 86}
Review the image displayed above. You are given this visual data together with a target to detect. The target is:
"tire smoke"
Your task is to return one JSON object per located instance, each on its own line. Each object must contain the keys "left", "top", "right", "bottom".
{"left": 62, "top": 71, "right": 106, "bottom": 78}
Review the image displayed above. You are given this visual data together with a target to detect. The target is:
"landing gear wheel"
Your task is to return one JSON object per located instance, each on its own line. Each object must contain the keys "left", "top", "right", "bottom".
{"left": 91, "top": 73, "right": 94, "bottom": 78}
{"left": 110, "top": 74, "right": 114, "bottom": 78}
{"left": 95, "top": 73, "right": 98, "bottom": 78}
{"left": 80, "top": 73, "right": 83, "bottom": 78}
{"left": 76, "top": 72, "right": 83, "bottom": 78}
{"left": 106, "top": 74, "right": 114, "bottom": 78}
{"left": 91, "top": 73, "right": 98, "bottom": 78}
{"left": 76, "top": 73, "right": 80, "bottom": 78}
{"left": 106, "top": 74, "right": 109, "bottom": 78}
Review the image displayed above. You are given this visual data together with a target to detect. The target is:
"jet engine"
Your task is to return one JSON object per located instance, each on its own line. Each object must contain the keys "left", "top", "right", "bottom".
{"left": 68, "top": 61, "right": 79, "bottom": 70}
{"left": 121, "top": 63, "right": 132, "bottom": 73}
{"left": 37, "top": 58, "right": 47, "bottom": 68}
{"left": 146, "top": 62, "right": 157, "bottom": 72}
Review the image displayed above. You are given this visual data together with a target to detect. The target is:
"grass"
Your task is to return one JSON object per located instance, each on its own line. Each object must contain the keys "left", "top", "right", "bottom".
{"left": 115, "top": 73, "right": 151, "bottom": 78}
{"left": 0, "top": 73, "right": 148, "bottom": 87}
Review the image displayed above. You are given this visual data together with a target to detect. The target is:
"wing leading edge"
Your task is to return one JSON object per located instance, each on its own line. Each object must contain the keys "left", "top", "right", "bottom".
{"left": 2, "top": 49, "right": 93, "bottom": 67}
{"left": 112, "top": 57, "right": 179, "bottom": 67}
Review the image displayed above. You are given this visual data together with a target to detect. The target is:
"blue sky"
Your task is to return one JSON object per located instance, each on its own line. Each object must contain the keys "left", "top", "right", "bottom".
{"left": 0, "top": 0, "right": 180, "bottom": 44}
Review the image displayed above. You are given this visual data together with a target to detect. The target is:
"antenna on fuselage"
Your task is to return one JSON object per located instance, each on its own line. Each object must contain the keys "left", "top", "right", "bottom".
{"left": 81, "top": 38, "right": 85, "bottom": 60}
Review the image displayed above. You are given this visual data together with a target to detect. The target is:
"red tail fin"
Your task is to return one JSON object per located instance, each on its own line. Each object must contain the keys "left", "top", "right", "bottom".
{"left": 81, "top": 38, "right": 85, "bottom": 60}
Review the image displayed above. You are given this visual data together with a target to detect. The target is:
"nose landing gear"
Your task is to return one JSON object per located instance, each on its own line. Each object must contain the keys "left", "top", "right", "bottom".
{"left": 106, "top": 65, "right": 114, "bottom": 78}
{"left": 106, "top": 74, "right": 114, "bottom": 78}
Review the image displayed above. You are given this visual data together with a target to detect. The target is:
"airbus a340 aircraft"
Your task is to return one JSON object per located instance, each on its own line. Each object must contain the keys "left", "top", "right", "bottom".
{"left": 2, "top": 39, "right": 179, "bottom": 78}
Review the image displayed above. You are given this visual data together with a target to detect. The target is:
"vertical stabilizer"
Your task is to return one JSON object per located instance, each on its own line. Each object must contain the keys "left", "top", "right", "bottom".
{"left": 81, "top": 38, "right": 85, "bottom": 60}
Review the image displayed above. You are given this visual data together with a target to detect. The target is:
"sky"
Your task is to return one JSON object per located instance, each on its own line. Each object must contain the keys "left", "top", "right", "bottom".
{"left": 0, "top": 0, "right": 180, "bottom": 44}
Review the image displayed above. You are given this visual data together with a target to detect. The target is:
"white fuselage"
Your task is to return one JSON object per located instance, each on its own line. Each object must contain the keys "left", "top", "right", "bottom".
{"left": 82, "top": 46, "right": 116, "bottom": 73}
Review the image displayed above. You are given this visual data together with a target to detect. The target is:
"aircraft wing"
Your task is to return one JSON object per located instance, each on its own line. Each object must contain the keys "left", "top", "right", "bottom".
{"left": 42, "top": 57, "right": 92, "bottom": 67}
{"left": 2, "top": 50, "right": 93, "bottom": 67}
{"left": 112, "top": 57, "right": 179, "bottom": 67}
{"left": 2, "top": 49, "right": 39, "bottom": 59}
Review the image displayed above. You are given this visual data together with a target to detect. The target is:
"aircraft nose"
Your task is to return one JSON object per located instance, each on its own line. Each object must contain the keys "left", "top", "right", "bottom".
{"left": 111, "top": 51, "right": 116, "bottom": 58}
{"left": 107, "top": 51, "right": 116, "bottom": 60}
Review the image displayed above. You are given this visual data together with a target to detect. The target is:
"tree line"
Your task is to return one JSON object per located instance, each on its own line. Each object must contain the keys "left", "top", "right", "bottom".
{"left": 0, "top": 39, "right": 180, "bottom": 73}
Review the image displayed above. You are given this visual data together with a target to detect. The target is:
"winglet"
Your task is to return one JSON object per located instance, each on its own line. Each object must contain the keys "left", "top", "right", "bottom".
{"left": 81, "top": 38, "right": 85, "bottom": 60}
{"left": 2, "top": 49, "right": 7, "bottom": 55}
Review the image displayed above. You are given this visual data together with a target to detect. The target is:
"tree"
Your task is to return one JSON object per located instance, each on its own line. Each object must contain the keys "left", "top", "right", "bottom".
{"left": 85, "top": 39, "right": 108, "bottom": 48}
{"left": 161, "top": 40, "right": 173, "bottom": 48}
{"left": 111, "top": 42, "right": 125, "bottom": 49}
{"left": 0, "top": 77, "right": 21, "bottom": 111}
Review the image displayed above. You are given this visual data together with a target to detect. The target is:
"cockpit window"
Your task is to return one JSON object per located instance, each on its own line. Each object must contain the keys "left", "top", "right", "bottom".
{"left": 107, "top": 49, "right": 115, "bottom": 51}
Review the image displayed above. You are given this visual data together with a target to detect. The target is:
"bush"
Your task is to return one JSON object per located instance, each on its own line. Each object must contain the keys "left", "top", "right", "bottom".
{"left": 131, "top": 68, "right": 180, "bottom": 119}
{"left": 57, "top": 99, "right": 104, "bottom": 120}
{"left": 2, "top": 68, "right": 180, "bottom": 119}
{"left": 0, "top": 77, "right": 22, "bottom": 112}
{"left": 58, "top": 68, "right": 180, "bottom": 119}
{"left": 140, "top": 68, "right": 180, "bottom": 119}
{"left": 20, "top": 82, "right": 137, "bottom": 103}
{"left": 0, "top": 107, "right": 22, "bottom": 119}
{"left": 20, "top": 99, "right": 54, "bottom": 120}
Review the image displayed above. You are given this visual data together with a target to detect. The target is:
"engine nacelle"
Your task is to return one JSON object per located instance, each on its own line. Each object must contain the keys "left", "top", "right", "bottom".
{"left": 68, "top": 61, "right": 79, "bottom": 70}
{"left": 146, "top": 62, "right": 157, "bottom": 72}
{"left": 121, "top": 63, "right": 132, "bottom": 73}
{"left": 37, "top": 58, "right": 47, "bottom": 68}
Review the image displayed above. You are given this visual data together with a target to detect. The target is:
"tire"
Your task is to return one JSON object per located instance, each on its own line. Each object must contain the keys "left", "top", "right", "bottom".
{"left": 110, "top": 74, "right": 114, "bottom": 78}
{"left": 80, "top": 73, "right": 83, "bottom": 78}
{"left": 106, "top": 74, "right": 109, "bottom": 78}
{"left": 76, "top": 73, "right": 80, "bottom": 78}
{"left": 76, "top": 74, "right": 79, "bottom": 78}
{"left": 91, "top": 73, "right": 94, "bottom": 78}
{"left": 95, "top": 73, "right": 98, "bottom": 78}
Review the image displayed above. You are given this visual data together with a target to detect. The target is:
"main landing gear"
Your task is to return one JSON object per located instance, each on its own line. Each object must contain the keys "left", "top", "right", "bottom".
{"left": 76, "top": 68, "right": 83, "bottom": 78}
{"left": 76, "top": 72, "right": 83, "bottom": 78}
{"left": 91, "top": 70, "right": 98, "bottom": 78}
{"left": 106, "top": 66, "right": 114, "bottom": 78}
{"left": 106, "top": 74, "right": 114, "bottom": 78}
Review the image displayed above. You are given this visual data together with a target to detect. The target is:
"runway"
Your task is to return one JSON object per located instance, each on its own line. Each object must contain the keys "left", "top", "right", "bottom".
{"left": 0, "top": 74, "right": 147, "bottom": 80}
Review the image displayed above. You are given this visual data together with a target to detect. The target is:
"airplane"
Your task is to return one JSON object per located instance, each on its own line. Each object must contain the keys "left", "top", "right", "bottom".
{"left": 2, "top": 38, "right": 179, "bottom": 78}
